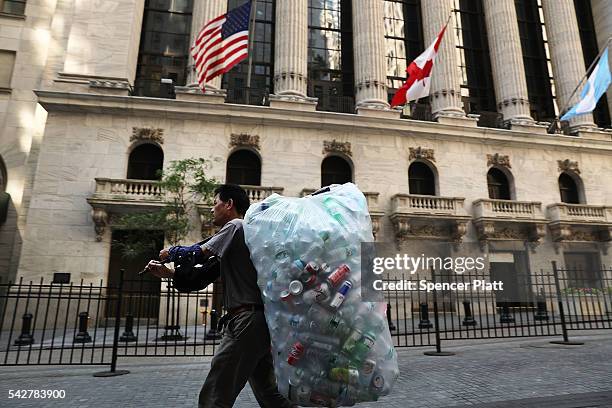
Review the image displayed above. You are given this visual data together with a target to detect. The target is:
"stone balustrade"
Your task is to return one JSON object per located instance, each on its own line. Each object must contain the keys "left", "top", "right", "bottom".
{"left": 93, "top": 178, "right": 164, "bottom": 201}
{"left": 241, "top": 185, "right": 284, "bottom": 202}
{"left": 547, "top": 203, "right": 612, "bottom": 223}
{"left": 473, "top": 199, "right": 544, "bottom": 220}
{"left": 391, "top": 194, "right": 466, "bottom": 216}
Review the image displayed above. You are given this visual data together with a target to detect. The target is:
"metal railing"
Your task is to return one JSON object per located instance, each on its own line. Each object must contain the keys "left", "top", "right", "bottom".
{"left": 225, "top": 87, "right": 270, "bottom": 106}
{"left": 1, "top": 264, "right": 610, "bottom": 367}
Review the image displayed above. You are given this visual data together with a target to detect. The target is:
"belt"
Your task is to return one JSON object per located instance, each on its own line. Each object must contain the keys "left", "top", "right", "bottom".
{"left": 217, "top": 304, "right": 264, "bottom": 332}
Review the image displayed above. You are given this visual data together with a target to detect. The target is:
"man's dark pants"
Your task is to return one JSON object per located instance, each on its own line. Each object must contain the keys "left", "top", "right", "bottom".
{"left": 198, "top": 310, "right": 293, "bottom": 408}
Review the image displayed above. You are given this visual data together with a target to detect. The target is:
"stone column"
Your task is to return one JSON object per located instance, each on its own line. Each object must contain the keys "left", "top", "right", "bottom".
{"left": 268, "top": 0, "right": 317, "bottom": 110}
{"left": 482, "top": 0, "right": 533, "bottom": 125}
{"left": 351, "top": 0, "right": 391, "bottom": 113}
{"left": 541, "top": 0, "right": 596, "bottom": 131}
{"left": 420, "top": 0, "right": 465, "bottom": 119}
{"left": 187, "top": 1, "right": 227, "bottom": 89}
{"left": 273, "top": 0, "right": 308, "bottom": 98}
{"left": 590, "top": 0, "right": 612, "bottom": 119}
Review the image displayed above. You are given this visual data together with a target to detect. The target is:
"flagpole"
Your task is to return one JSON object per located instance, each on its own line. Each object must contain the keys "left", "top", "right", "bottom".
{"left": 246, "top": 0, "right": 258, "bottom": 105}
{"left": 548, "top": 36, "right": 611, "bottom": 132}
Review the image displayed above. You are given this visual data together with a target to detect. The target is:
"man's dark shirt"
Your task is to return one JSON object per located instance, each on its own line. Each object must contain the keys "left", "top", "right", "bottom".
{"left": 201, "top": 219, "right": 263, "bottom": 309}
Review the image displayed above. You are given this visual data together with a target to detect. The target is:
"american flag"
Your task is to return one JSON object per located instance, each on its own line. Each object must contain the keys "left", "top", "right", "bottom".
{"left": 191, "top": 1, "right": 252, "bottom": 89}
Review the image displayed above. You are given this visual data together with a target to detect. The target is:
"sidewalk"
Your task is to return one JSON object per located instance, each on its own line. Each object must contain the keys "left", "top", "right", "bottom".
{"left": 0, "top": 331, "right": 611, "bottom": 407}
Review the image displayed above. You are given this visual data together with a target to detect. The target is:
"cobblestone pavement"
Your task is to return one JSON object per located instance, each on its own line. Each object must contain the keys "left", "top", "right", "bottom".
{"left": 0, "top": 331, "right": 611, "bottom": 407}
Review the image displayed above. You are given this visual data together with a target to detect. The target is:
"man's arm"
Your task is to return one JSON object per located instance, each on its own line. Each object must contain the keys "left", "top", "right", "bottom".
{"left": 159, "top": 244, "right": 214, "bottom": 263}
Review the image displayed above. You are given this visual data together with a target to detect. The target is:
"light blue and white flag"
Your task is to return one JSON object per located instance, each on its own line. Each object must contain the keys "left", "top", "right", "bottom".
{"left": 561, "top": 47, "right": 611, "bottom": 121}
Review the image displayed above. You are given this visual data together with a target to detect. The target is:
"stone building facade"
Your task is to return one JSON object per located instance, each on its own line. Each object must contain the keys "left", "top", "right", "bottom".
{"left": 0, "top": 0, "right": 611, "bottom": 302}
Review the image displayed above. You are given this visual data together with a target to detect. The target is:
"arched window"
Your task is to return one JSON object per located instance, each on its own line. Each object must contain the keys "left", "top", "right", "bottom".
{"left": 559, "top": 172, "right": 580, "bottom": 204}
{"left": 487, "top": 168, "right": 511, "bottom": 200}
{"left": 127, "top": 144, "right": 164, "bottom": 180}
{"left": 226, "top": 150, "right": 261, "bottom": 186}
{"left": 408, "top": 162, "right": 435, "bottom": 196}
{"left": 321, "top": 156, "right": 352, "bottom": 187}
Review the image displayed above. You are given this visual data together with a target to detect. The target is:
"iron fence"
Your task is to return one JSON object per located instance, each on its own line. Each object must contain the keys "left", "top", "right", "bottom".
{"left": 0, "top": 264, "right": 610, "bottom": 369}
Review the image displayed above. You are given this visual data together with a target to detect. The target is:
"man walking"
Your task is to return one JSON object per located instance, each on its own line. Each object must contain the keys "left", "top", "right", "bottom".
{"left": 147, "top": 184, "right": 292, "bottom": 408}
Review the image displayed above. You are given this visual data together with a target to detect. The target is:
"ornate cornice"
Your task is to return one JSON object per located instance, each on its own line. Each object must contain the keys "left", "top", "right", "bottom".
{"left": 487, "top": 153, "right": 511, "bottom": 169}
{"left": 131, "top": 127, "right": 164, "bottom": 144}
{"left": 557, "top": 159, "right": 580, "bottom": 174}
{"left": 230, "top": 133, "right": 260, "bottom": 151}
{"left": 323, "top": 140, "right": 352, "bottom": 157}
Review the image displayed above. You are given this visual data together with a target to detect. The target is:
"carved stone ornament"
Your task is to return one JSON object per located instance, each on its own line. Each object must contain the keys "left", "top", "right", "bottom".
{"left": 409, "top": 147, "right": 435, "bottom": 162}
{"left": 487, "top": 153, "right": 511, "bottom": 169}
{"left": 323, "top": 140, "right": 352, "bottom": 157}
{"left": 230, "top": 133, "right": 260, "bottom": 151}
{"left": 92, "top": 208, "right": 108, "bottom": 242}
{"left": 131, "top": 127, "right": 164, "bottom": 144}
{"left": 557, "top": 159, "right": 580, "bottom": 174}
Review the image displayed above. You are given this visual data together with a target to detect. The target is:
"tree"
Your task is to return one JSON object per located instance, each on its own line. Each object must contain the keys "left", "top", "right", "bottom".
{"left": 112, "top": 158, "right": 218, "bottom": 260}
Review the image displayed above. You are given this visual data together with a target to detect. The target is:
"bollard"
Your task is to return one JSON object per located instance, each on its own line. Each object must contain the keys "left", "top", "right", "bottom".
{"left": 74, "top": 311, "right": 92, "bottom": 343}
{"left": 14, "top": 313, "right": 35, "bottom": 346}
{"left": 386, "top": 303, "right": 396, "bottom": 331}
{"left": 462, "top": 300, "right": 477, "bottom": 326}
{"left": 119, "top": 314, "right": 137, "bottom": 342}
{"left": 418, "top": 302, "right": 433, "bottom": 329}
{"left": 534, "top": 288, "right": 549, "bottom": 321}
{"left": 205, "top": 309, "right": 222, "bottom": 340}
{"left": 499, "top": 303, "right": 515, "bottom": 324}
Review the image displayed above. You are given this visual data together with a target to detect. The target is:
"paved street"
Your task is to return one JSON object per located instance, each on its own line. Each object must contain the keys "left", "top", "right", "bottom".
{"left": 0, "top": 331, "right": 611, "bottom": 407}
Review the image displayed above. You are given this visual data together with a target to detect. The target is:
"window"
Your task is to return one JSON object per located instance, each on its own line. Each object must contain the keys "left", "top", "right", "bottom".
{"left": 573, "top": 0, "right": 611, "bottom": 129}
{"left": 384, "top": 0, "right": 424, "bottom": 101}
{"left": 0, "top": 51, "right": 16, "bottom": 89}
{"left": 1, "top": 0, "right": 26, "bottom": 15}
{"left": 408, "top": 162, "right": 435, "bottom": 196}
{"left": 308, "top": 0, "right": 355, "bottom": 113}
{"left": 321, "top": 156, "right": 352, "bottom": 187}
{"left": 515, "top": 0, "right": 557, "bottom": 123}
{"left": 127, "top": 144, "right": 164, "bottom": 180}
{"left": 226, "top": 150, "right": 261, "bottom": 186}
{"left": 453, "top": 0, "right": 496, "bottom": 114}
{"left": 487, "top": 168, "right": 511, "bottom": 200}
{"left": 133, "top": 0, "right": 193, "bottom": 98}
{"left": 559, "top": 172, "right": 581, "bottom": 204}
{"left": 222, "top": 0, "right": 275, "bottom": 106}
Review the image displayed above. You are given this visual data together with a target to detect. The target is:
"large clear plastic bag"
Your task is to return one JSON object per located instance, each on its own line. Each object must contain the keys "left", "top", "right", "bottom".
{"left": 244, "top": 183, "right": 399, "bottom": 407}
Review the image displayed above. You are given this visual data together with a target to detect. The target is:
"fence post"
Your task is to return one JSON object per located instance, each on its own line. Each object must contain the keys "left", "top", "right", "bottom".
{"left": 550, "top": 261, "right": 584, "bottom": 346}
{"left": 424, "top": 268, "right": 455, "bottom": 356}
{"left": 94, "top": 269, "right": 130, "bottom": 377}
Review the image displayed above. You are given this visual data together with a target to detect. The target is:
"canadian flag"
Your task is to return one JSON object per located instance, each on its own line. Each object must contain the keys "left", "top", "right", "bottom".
{"left": 390, "top": 23, "right": 448, "bottom": 108}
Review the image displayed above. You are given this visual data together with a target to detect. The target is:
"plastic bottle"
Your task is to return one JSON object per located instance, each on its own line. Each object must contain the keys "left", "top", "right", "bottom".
{"left": 329, "top": 367, "right": 360, "bottom": 385}
{"left": 302, "top": 281, "right": 331, "bottom": 304}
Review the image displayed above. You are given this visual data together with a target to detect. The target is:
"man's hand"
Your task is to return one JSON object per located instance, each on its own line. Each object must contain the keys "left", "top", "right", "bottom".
{"left": 145, "top": 260, "right": 175, "bottom": 279}
{"left": 159, "top": 248, "right": 170, "bottom": 262}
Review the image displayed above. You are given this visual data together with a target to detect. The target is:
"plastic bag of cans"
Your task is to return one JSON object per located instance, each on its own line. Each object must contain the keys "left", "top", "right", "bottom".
{"left": 243, "top": 183, "right": 399, "bottom": 407}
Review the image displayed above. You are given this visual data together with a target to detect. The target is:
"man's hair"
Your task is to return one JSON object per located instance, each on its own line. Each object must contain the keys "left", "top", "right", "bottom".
{"left": 214, "top": 184, "right": 250, "bottom": 216}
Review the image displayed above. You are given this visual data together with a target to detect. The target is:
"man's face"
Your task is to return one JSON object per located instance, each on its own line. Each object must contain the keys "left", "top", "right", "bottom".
{"left": 211, "top": 194, "right": 232, "bottom": 226}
